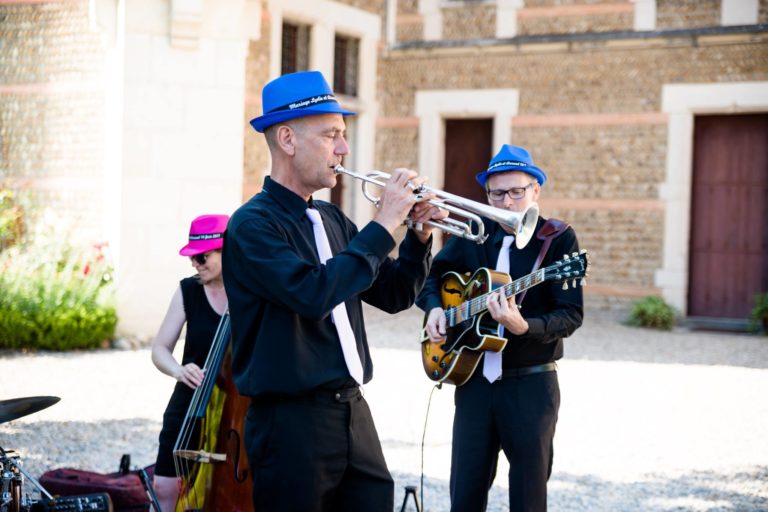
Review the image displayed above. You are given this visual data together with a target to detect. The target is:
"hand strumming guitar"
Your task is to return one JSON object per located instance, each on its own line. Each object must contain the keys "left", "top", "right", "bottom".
{"left": 425, "top": 307, "right": 446, "bottom": 343}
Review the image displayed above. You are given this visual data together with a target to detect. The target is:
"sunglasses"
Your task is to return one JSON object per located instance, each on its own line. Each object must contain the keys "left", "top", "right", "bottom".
{"left": 190, "top": 253, "right": 211, "bottom": 265}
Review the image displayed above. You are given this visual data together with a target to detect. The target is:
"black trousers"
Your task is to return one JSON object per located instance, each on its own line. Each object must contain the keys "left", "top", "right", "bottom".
{"left": 245, "top": 388, "right": 394, "bottom": 512}
{"left": 450, "top": 370, "right": 560, "bottom": 512}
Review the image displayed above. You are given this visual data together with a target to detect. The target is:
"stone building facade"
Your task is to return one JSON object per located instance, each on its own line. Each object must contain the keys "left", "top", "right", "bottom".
{"left": 2, "top": 0, "right": 767, "bottom": 333}
{"left": 1, "top": 0, "right": 257, "bottom": 334}
{"left": 370, "top": 0, "right": 768, "bottom": 319}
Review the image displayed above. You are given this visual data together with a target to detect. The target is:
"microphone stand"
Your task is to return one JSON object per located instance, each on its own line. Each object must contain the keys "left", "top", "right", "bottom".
{"left": 136, "top": 467, "right": 162, "bottom": 512}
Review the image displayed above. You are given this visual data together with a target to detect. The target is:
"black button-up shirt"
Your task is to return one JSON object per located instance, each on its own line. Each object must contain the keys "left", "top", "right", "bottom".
{"left": 223, "top": 176, "right": 432, "bottom": 398}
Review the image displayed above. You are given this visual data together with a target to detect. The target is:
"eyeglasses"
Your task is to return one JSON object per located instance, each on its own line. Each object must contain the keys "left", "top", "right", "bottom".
{"left": 190, "top": 253, "right": 210, "bottom": 265}
{"left": 487, "top": 182, "right": 536, "bottom": 201}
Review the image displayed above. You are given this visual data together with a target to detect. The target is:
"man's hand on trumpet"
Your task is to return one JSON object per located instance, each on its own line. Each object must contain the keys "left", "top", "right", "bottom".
{"left": 372, "top": 168, "right": 448, "bottom": 244}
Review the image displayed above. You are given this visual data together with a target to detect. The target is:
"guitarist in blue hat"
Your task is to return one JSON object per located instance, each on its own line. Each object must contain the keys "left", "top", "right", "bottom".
{"left": 417, "top": 144, "right": 585, "bottom": 511}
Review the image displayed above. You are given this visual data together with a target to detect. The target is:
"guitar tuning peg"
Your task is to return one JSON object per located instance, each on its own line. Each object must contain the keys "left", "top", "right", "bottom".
{"left": 562, "top": 281, "right": 569, "bottom": 290}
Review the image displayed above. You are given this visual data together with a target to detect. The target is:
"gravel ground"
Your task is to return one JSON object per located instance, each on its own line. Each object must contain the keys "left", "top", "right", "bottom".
{"left": 1, "top": 305, "right": 767, "bottom": 511}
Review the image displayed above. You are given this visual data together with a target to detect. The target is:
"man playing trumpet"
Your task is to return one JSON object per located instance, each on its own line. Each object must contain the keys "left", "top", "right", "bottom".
{"left": 417, "top": 144, "right": 584, "bottom": 511}
{"left": 223, "top": 70, "right": 445, "bottom": 511}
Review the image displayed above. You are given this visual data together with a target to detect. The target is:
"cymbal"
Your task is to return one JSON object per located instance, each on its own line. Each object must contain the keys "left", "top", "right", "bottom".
{"left": 0, "top": 396, "right": 60, "bottom": 424}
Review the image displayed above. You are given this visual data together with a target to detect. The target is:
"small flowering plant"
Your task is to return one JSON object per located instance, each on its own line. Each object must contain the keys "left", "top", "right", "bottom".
{"left": 0, "top": 212, "right": 117, "bottom": 350}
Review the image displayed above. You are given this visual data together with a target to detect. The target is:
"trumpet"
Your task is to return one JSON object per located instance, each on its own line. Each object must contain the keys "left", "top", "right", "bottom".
{"left": 333, "top": 165, "right": 539, "bottom": 247}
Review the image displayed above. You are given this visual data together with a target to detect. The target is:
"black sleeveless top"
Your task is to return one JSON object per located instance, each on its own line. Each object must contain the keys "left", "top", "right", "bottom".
{"left": 179, "top": 276, "right": 222, "bottom": 367}
{"left": 155, "top": 277, "right": 224, "bottom": 476}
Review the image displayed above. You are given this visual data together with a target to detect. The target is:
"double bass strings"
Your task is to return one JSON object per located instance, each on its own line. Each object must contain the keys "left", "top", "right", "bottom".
{"left": 172, "top": 308, "right": 232, "bottom": 510}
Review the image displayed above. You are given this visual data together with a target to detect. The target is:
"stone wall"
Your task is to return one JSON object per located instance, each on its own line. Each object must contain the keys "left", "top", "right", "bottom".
{"left": 243, "top": 4, "right": 273, "bottom": 200}
{"left": 442, "top": 3, "right": 496, "bottom": 40}
{"left": 336, "top": 0, "right": 384, "bottom": 13}
{"left": 656, "top": 0, "right": 720, "bottom": 29}
{"left": 396, "top": 0, "right": 422, "bottom": 42}
{"left": 376, "top": 32, "right": 768, "bottom": 309}
{"left": 0, "top": 1, "right": 107, "bottom": 243}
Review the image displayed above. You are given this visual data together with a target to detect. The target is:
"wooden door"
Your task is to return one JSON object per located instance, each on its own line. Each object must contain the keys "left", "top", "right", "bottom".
{"left": 443, "top": 119, "right": 493, "bottom": 206}
{"left": 688, "top": 114, "right": 768, "bottom": 318}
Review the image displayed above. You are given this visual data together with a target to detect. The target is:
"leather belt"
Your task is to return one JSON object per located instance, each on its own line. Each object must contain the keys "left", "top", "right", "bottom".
{"left": 254, "top": 386, "right": 362, "bottom": 405}
{"left": 501, "top": 362, "right": 557, "bottom": 378}
{"left": 316, "top": 386, "right": 361, "bottom": 403}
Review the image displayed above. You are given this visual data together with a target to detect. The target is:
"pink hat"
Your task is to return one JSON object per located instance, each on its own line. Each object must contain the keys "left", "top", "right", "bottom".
{"left": 179, "top": 214, "right": 229, "bottom": 256}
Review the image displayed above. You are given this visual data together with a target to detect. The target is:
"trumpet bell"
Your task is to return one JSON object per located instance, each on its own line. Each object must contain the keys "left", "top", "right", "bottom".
{"left": 513, "top": 203, "right": 539, "bottom": 249}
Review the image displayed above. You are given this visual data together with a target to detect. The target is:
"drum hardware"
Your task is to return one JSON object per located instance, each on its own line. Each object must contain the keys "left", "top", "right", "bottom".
{"left": 1, "top": 447, "right": 53, "bottom": 512}
{"left": 0, "top": 397, "right": 113, "bottom": 511}
{"left": 0, "top": 397, "right": 60, "bottom": 425}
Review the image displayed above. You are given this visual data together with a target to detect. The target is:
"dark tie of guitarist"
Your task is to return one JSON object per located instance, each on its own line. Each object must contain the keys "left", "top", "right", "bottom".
{"left": 416, "top": 144, "right": 585, "bottom": 512}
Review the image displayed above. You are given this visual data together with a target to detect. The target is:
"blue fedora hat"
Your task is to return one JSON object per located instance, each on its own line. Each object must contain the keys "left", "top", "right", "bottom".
{"left": 250, "top": 71, "right": 356, "bottom": 133}
{"left": 475, "top": 144, "right": 548, "bottom": 187}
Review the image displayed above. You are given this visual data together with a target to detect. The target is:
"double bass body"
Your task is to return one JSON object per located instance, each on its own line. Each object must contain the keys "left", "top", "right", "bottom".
{"left": 173, "top": 312, "right": 253, "bottom": 511}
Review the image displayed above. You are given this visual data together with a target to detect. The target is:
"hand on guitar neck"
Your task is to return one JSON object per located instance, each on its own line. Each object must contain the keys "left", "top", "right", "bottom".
{"left": 486, "top": 289, "right": 529, "bottom": 336}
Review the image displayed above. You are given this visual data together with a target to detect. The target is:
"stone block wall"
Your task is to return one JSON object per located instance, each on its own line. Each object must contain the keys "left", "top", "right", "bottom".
{"left": 376, "top": 33, "right": 768, "bottom": 310}
{"left": 243, "top": 15, "right": 272, "bottom": 200}
{"left": 396, "top": 0, "right": 422, "bottom": 42}
{"left": 517, "top": 1, "right": 634, "bottom": 36}
{"left": 0, "top": 1, "right": 107, "bottom": 244}
{"left": 510, "top": 124, "right": 667, "bottom": 199}
{"left": 442, "top": 3, "right": 496, "bottom": 40}
{"left": 336, "top": 0, "right": 384, "bottom": 12}
{"left": 656, "top": 0, "right": 720, "bottom": 29}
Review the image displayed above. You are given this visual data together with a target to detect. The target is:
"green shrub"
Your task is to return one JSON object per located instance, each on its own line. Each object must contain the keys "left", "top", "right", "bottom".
{"left": 749, "top": 292, "right": 768, "bottom": 335}
{"left": 0, "top": 240, "right": 117, "bottom": 350}
{"left": 628, "top": 295, "right": 677, "bottom": 330}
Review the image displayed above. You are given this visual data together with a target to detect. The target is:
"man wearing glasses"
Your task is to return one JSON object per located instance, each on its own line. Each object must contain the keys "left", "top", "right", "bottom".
{"left": 417, "top": 144, "right": 584, "bottom": 511}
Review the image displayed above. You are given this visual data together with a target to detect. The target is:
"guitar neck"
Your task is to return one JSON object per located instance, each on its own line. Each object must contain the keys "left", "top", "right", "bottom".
{"left": 445, "top": 269, "right": 546, "bottom": 328}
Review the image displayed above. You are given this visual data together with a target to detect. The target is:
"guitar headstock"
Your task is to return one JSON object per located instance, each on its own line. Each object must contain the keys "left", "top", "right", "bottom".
{"left": 543, "top": 250, "right": 590, "bottom": 290}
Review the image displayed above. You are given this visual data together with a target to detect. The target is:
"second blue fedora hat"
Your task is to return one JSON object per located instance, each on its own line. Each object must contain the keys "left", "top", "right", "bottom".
{"left": 250, "top": 71, "right": 356, "bottom": 133}
{"left": 475, "top": 145, "right": 548, "bottom": 187}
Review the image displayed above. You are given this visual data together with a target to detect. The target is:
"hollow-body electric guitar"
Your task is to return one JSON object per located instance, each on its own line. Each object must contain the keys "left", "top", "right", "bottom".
{"left": 421, "top": 251, "right": 589, "bottom": 385}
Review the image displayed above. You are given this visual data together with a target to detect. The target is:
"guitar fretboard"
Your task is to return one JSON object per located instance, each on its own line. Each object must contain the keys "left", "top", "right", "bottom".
{"left": 445, "top": 268, "right": 546, "bottom": 327}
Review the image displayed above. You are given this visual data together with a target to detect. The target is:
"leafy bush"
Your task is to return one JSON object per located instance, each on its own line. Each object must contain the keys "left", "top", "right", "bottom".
{"left": 0, "top": 240, "right": 117, "bottom": 350}
{"left": 749, "top": 292, "right": 768, "bottom": 335}
{"left": 628, "top": 295, "right": 677, "bottom": 330}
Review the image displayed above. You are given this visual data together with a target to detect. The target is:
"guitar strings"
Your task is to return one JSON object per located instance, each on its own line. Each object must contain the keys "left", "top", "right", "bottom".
{"left": 447, "top": 269, "right": 545, "bottom": 323}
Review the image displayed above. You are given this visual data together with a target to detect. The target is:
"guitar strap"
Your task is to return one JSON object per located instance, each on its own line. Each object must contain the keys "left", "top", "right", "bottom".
{"left": 516, "top": 218, "right": 570, "bottom": 306}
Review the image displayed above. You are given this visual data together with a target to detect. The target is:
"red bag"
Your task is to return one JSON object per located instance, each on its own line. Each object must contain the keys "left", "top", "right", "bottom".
{"left": 39, "top": 463, "right": 154, "bottom": 511}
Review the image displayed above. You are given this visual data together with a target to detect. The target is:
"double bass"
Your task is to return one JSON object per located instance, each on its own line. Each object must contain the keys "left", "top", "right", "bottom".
{"left": 173, "top": 311, "right": 253, "bottom": 511}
